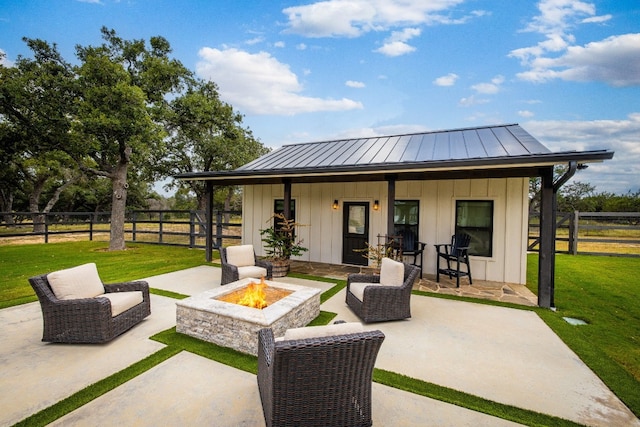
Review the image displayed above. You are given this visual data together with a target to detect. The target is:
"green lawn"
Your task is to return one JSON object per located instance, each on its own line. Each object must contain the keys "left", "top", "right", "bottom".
{"left": 0, "top": 241, "right": 211, "bottom": 308}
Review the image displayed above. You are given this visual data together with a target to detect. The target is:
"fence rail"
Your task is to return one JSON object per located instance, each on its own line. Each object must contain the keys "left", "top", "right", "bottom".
{"left": 0, "top": 210, "right": 242, "bottom": 248}
{"left": 528, "top": 211, "right": 640, "bottom": 257}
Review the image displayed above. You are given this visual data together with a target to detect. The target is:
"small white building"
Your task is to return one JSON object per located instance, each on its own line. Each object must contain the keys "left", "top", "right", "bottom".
{"left": 178, "top": 124, "right": 614, "bottom": 308}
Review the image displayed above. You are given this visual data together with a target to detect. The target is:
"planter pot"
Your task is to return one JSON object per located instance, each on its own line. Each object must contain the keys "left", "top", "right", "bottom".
{"left": 271, "top": 260, "right": 291, "bottom": 278}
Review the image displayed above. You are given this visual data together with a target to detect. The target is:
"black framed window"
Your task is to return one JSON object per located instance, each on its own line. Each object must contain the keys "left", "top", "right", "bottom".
{"left": 393, "top": 200, "right": 419, "bottom": 251}
{"left": 455, "top": 200, "right": 493, "bottom": 257}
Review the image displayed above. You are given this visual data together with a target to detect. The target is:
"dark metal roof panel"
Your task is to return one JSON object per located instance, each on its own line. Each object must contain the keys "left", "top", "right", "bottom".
{"left": 236, "top": 124, "right": 566, "bottom": 173}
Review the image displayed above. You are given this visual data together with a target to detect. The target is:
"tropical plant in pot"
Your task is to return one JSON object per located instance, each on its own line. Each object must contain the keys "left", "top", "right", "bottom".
{"left": 260, "top": 213, "right": 308, "bottom": 277}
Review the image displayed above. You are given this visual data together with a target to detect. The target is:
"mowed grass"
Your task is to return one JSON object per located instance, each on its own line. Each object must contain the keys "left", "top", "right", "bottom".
{"left": 0, "top": 241, "right": 211, "bottom": 308}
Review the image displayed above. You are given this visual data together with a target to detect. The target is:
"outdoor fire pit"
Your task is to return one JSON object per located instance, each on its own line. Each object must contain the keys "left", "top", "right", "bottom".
{"left": 176, "top": 277, "right": 321, "bottom": 355}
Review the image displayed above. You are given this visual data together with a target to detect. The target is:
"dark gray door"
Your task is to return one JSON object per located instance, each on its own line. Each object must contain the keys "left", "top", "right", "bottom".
{"left": 342, "top": 202, "right": 369, "bottom": 265}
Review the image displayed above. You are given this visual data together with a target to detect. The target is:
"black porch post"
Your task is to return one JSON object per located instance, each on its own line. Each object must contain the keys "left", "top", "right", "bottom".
{"left": 386, "top": 175, "right": 396, "bottom": 236}
{"left": 538, "top": 167, "right": 555, "bottom": 308}
{"left": 206, "top": 181, "right": 214, "bottom": 263}
{"left": 283, "top": 179, "right": 292, "bottom": 219}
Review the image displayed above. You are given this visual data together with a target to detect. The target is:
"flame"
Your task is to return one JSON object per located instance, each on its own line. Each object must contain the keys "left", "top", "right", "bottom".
{"left": 236, "top": 277, "right": 267, "bottom": 309}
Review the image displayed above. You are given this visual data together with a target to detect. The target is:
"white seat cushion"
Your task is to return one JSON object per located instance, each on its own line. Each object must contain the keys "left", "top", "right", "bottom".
{"left": 237, "top": 265, "right": 268, "bottom": 280}
{"left": 283, "top": 322, "right": 363, "bottom": 340}
{"left": 226, "top": 245, "right": 255, "bottom": 267}
{"left": 379, "top": 257, "right": 404, "bottom": 286}
{"left": 349, "top": 282, "right": 378, "bottom": 301}
{"left": 47, "top": 263, "right": 105, "bottom": 300}
{"left": 99, "top": 291, "right": 144, "bottom": 317}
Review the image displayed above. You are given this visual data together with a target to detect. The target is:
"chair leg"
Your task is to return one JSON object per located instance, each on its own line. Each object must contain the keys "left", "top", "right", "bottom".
{"left": 465, "top": 254, "right": 472, "bottom": 285}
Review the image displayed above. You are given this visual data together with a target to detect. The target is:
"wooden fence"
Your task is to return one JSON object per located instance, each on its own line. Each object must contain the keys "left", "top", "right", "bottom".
{"left": 528, "top": 211, "right": 640, "bottom": 257}
{"left": 0, "top": 210, "right": 242, "bottom": 248}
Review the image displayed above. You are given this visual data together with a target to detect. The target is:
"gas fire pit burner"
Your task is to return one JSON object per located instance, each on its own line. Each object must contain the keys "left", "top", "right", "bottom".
{"left": 176, "top": 278, "right": 321, "bottom": 355}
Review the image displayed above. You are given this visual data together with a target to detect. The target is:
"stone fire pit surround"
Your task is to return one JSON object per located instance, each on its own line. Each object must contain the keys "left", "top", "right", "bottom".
{"left": 176, "top": 278, "right": 321, "bottom": 355}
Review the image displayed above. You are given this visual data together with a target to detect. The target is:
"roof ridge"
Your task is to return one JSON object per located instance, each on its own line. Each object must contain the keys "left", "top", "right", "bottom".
{"left": 280, "top": 123, "right": 521, "bottom": 147}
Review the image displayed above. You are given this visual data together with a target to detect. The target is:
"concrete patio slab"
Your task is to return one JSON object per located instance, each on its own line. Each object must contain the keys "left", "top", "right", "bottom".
{"left": 2, "top": 266, "right": 638, "bottom": 426}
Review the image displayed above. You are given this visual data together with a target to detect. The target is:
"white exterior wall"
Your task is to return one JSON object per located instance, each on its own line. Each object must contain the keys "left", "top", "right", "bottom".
{"left": 242, "top": 177, "right": 529, "bottom": 284}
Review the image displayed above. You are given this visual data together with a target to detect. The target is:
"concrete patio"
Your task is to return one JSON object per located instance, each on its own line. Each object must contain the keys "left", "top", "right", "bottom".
{"left": 1, "top": 265, "right": 638, "bottom": 426}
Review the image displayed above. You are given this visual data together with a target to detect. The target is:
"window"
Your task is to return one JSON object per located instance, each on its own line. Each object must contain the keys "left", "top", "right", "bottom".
{"left": 393, "top": 200, "right": 419, "bottom": 251}
{"left": 455, "top": 200, "right": 493, "bottom": 257}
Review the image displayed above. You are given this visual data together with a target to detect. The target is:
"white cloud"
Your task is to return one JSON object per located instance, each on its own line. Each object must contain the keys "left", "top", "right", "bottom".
{"left": 525, "top": 113, "right": 640, "bottom": 193}
{"left": 0, "top": 49, "right": 14, "bottom": 67}
{"left": 346, "top": 80, "right": 365, "bottom": 88}
{"left": 196, "top": 47, "right": 363, "bottom": 115}
{"left": 516, "top": 33, "right": 640, "bottom": 87}
{"left": 245, "top": 36, "right": 264, "bottom": 45}
{"left": 433, "top": 73, "right": 459, "bottom": 86}
{"left": 471, "top": 75, "right": 505, "bottom": 94}
{"left": 274, "top": 41, "right": 285, "bottom": 48}
{"left": 296, "top": 43, "right": 307, "bottom": 50}
{"left": 282, "top": 0, "right": 466, "bottom": 38}
{"left": 458, "top": 95, "right": 489, "bottom": 107}
{"left": 518, "top": 110, "right": 535, "bottom": 118}
{"left": 335, "top": 123, "right": 430, "bottom": 139}
{"left": 375, "top": 27, "right": 421, "bottom": 56}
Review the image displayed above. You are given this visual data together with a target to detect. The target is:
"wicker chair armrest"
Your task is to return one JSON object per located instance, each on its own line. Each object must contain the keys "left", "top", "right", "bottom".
{"left": 255, "top": 259, "right": 273, "bottom": 278}
{"left": 258, "top": 328, "right": 275, "bottom": 367}
{"left": 221, "top": 263, "right": 239, "bottom": 276}
{"left": 347, "top": 273, "right": 381, "bottom": 284}
{"left": 104, "top": 280, "right": 149, "bottom": 293}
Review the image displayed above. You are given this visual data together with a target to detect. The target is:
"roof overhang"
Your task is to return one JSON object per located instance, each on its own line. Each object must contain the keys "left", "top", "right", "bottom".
{"left": 175, "top": 150, "right": 614, "bottom": 186}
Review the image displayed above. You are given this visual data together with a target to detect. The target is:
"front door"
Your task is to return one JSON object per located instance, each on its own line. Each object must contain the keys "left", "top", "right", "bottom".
{"left": 342, "top": 202, "right": 369, "bottom": 265}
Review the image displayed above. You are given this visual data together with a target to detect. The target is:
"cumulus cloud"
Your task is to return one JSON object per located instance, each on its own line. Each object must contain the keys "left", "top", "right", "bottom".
{"left": 471, "top": 75, "right": 505, "bottom": 94}
{"left": 458, "top": 95, "right": 489, "bottom": 107}
{"left": 0, "top": 49, "right": 14, "bottom": 67}
{"left": 335, "top": 123, "right": 430, "bottom": 139}
{"left": 516, "top": 33, "right": 640, "bottom": 86}
{"left": 518, "top": 110, "right": 535, "bottom": 118}
{"left": 375, "top": 27, "right": 421, "bottom": 56}
{"left": 433, "top": 73, "right": 459, "bottom": 86}
{"left": 274, "top": 41, "right": 285, "bottom": 48}
{"left": 196, "top": 47, "right": 363, "bottom": 115}
{"left": 509, "top": 0, "right": 636, "bottom": 87}
{"left": 282, "top": 1, "right": 484, "bottom": 58}
{"left": 346, "top": 80, "right": 365, "bottom": 88}
{"left": 525, "top": 113, "right": 640, "bottom": 193}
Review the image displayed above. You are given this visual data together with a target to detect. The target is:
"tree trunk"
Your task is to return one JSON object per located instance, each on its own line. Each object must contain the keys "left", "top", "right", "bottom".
{"left": 29, "top": 178, "right": 46, "bottom": 233}
{"left": 1, "top": 190, "right": 15, "bottom": 225}
{"left": 109, "top": 160, "right": 129, "bottom": 251}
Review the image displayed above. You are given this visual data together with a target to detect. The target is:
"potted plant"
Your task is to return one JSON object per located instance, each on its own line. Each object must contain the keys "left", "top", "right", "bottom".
{"left": 260, "top": 213, "right": 308, "bottom": 277}
{"left": 355, "top": 235, "right": 401, "bottom": 274}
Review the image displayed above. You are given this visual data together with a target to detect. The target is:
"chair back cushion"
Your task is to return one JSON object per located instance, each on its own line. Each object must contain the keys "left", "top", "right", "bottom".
{"left": 47, "top": 263, "right": 105, "bottom": 300}
{"left": 282, "top": 322, "right": 363, "bottom": 340}
{"left": 99, "top": 291, "right": 144, "bottom": 317}
{"left": 226, "top": 245, "right": 255, "bottom": 267}
{"left": 379, "top": 257, "right": 404, "bottom": 286}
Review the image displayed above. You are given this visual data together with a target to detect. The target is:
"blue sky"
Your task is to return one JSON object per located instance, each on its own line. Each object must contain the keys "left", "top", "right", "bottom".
{"left": 1, "top": 0, "right": 639, "bottom": 194}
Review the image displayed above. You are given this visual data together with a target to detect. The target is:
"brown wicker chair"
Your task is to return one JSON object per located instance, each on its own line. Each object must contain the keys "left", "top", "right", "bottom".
{"left": 219, "top": 245, "right": 273, "bottom": 285}
{"left": 257, "top": 324, "right": 385, "bottom": 427}
{"left": 28, "top": 273, "right": 151, "bottom": 344}
{"left": 346, "top": 261, "right": 420, "bottom": 323}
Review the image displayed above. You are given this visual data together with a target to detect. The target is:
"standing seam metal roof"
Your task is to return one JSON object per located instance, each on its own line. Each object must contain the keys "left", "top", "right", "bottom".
{"left": 238, "top": 124, "right": 550, "bottom": 172}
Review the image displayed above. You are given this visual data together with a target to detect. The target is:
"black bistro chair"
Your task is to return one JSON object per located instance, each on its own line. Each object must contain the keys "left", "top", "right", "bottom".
{"left": 435, "top": 233, "right": 472, "bottom": 287}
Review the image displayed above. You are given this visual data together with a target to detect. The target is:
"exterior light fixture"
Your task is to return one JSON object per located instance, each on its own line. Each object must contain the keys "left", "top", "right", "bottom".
{"left": 332, "top": 200, "right": 339, "bottom": 210}
{"left": 373, "top": 200, "right": 379, "bottom": 211}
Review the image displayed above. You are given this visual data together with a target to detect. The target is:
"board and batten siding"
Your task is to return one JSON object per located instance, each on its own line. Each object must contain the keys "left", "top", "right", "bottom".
{"left": 242, "top": 177, "right": 529, "bottom": 285}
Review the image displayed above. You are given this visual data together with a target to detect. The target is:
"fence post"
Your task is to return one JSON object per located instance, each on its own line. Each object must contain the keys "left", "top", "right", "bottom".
{"left": 44, "top": 213, "right": 49, "bottom": 243}
{"left": 159, "top": 211, "right": 164, "bottom": 244}
{"left": 216, "top": 210, "right": 223, "bottom": 249}
{"left": 571, "top": 210, "right": 579, "bottom": 255}
{"left": 189, "top": 211, "right": 196, "bottom": 248}
{"left": 132, "top": 211, "right": 137, "bottom": 242}
{"left": 89, "top": 215, "right": 94, "bottom": 241}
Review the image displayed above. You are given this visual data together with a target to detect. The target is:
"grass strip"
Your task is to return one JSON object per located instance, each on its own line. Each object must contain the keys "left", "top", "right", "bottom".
{"left": 13, "top": 346, "right": 181, "bottom": 427}
{"left": 149, "top": 288, "right": 190, "bottom": 300}
{"left": 373, "top": 369, "right": 585, "bottom": 427}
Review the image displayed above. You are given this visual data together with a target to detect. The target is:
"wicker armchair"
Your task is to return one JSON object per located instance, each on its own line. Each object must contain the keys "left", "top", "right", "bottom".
{"left": 346, "top": 261, "right": 420, "bottom": 323}
{"left": 257, "top": 324, "right": 385, "bottom": 427}
{"left": 219, "top": 245, "right": 273, "bottom": 285}
{"left": 28, "top": 273, "right": 151, "bottom": 344}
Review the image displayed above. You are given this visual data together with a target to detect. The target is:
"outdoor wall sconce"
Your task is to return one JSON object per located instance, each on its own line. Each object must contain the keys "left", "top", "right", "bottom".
{"left": 373, "top": 200, "right": 379, "bottom": 211}
{"left": 332, "top": 200, "right": 339, "bottom": 210}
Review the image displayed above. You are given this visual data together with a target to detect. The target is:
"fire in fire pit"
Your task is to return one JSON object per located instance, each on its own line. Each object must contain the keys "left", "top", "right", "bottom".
{"left": 216, "top": 277, "right": 292, "bottom": 309}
